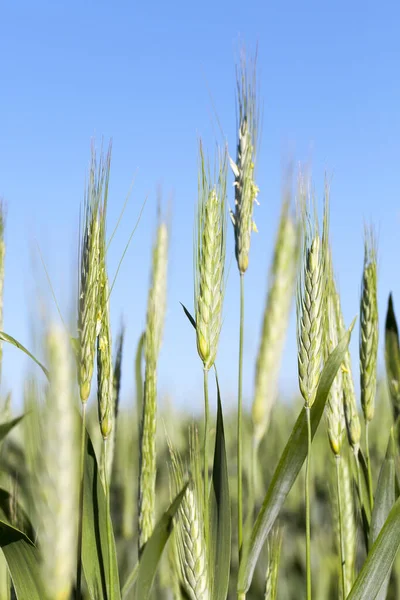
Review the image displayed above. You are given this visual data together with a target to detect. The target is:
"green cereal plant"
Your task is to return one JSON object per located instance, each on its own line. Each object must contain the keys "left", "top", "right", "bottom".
{"left": 360, "top": 227, "right": 378, "bottom": 507}
{"left": 96, "top": 198, "right": 116, "bottom": 595}
{"left": 76, "top": 143, "right": 111, "bottom": 596}
{"left": 230, "top": 49, "right": 260, "bottom": 559}
{"left": 194, "top": 140, "right": 227, "bottom": 540}
{"left": 296, "top": 183, "right": 328, "bottom": 600}
{"left": 138, "top": 218, "right": 168, "bottom": 553}
{"left": 38, "top": 326, "right": 78, "bottom": 600}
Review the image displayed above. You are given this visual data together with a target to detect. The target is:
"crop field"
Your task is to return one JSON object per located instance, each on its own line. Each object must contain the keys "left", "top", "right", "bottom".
{"left": 0, "top": 52, "right": 400, "bottom": 600}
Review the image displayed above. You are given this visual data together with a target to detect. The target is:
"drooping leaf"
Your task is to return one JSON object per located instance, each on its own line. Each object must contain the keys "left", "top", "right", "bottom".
{"left": 237, "top": 321, "right": 354, "bottom": 594}
{"left": 0, "top": 415, "right": 24, "bottom": 444}
{"left": 385, "top": 294, "right": 400, "bottom": 422}
{"left": 0, "top": 332, "right": 49, "bottom": 379}
{"left": 368, "top": 430, "right": 396, "bottom": 599}
{"left": 209, "top": 373, "right": 231, "bottom": 600}
{"left": 0, "top": 491, "right": 44, "bottom": 600}
{"left": 82, "top": 432, "right": 121, "bottom": 600}
{"left": 348, "top": 495, "right": 400, "bottom": 600}
{"left": 133, "top": 485, "right": 187, "bottom": 600}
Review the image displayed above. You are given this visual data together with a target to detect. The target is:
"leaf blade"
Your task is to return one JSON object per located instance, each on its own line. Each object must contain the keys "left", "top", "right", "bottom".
{"left": 210, "top": 373, "right": 231, "bottom": 600}
{"left": 134, "top": 485, "right": 187, "bottom": 600}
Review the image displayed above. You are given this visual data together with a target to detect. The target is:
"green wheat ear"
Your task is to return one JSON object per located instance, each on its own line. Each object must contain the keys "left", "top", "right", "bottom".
{"left": 78, "top": 145, "right": 111, "bottom": 403}
{"left": 252, "top": 184, "right": 299, "bottom": 445}
{"left": 194, "top": 141, "right": 227, "bottom": 371}
{"left": 360, "top": 227, "right": 378, "bottom": 423}
{"left": 38, "top": 326, "right": 79, "bottom": 600}
{"left": 168, "top": 428, "right": 210, "bottom": 600}
{"left": 230, "top": 49, "right": 260, "bottom": 274}
{"left": 296, "top": 180, "right": 327, "bottom": 408}
{"left": 138, "top": 216, "right": 168, "bottom": 552}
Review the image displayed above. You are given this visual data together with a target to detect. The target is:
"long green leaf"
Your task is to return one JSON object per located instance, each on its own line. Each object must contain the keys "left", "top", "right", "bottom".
{"left": 0, "top": 332, "right": 49, "bottom": 379}
{"left": 348, "top": 495, "right": 400, "bottom": 599}
{"left": 237, "top": 321, "right": 354, "bottom": 594}
{"left": 0, "top": 415, "right": 24, "bottom": 443}
{"left": 0, "top": 491, "right": 44, "bottom": 600}
{"left": 210, "top": 373, "right": 231, "bottom": 600}
{"left": 82, "top": 432, "right": 121, "bottom": 600}
{"left": 134, "top": 485, "right": 187, "bottom": 600}
{"left": 368, "top": 430, "right": 396, "bottom": 599}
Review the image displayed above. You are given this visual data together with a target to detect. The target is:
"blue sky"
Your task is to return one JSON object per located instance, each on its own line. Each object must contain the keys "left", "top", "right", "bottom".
{"left": 0, "top": 1, "right": 399, "bottom": 415}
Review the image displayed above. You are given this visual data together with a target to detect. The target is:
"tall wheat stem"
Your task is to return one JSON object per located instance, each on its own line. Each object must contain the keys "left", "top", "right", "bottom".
{"left": 365, "top": 423, "right": 373, "bottom": 508}
{"left": 76, "top": 404, "right": 86, "bottom": 600}
{"left": 335, "top": 456, "right": 346, "bottom": 598}
{"left": 238, "top": 273, "right": 245, "bottom": 560}
{"left": 203, "top": 367, "right": 210, "bottom": 544}
{"left": 103, "top": 440, "right": 115, "bottom": 600}
{"left": 305, "top": 405, "right": 312, "bottom": 600}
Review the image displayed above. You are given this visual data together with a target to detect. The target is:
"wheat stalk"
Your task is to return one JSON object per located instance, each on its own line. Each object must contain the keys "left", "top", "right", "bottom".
{"left": 138, "top": 218, "right": 168, "bottom": 552}
{"left": 296, "top": 180, "right": 328, "bottom": 600}
{"left": 341, "top": 455, "right": 356, "bottom": 595}
{"left": 194, "top": 140, "right": 227, "bottom": 544}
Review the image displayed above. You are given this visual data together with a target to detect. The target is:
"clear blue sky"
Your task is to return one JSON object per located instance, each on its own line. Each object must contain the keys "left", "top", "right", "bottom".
{"left": 1, "top": 1, "right": 399, "bottom": 415}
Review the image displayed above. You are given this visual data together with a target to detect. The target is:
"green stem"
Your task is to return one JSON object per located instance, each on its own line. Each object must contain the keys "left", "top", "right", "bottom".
{"left": 238, "top": 273, "right": 245, "bottom": 562}
{"left": 250, "top": 437, "right": 259, "bottom": 522}
{"left": 203, "top": 367, "right": 210, "bottom": 545}
{"left": 365, "top": 421, "right": 374, "bottom": 509}
{"left": 305, "top": 405, "right": 312, "bottom": 600}
{"left": 104, "top": 439, "right": 115, "bottom": 600}
{"left": 76, "top": 402, "right": 87, "bottom": 600}
{"left": 335, "top": 455, "right": 346, "bottom": 598}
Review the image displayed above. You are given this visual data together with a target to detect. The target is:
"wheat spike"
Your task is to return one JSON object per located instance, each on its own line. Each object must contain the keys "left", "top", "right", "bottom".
{"left": 38, "top": 326, "right": 79, "bottom": 600}
{"left": 296, "top": 184, "right": 326, "bottom": 408}
{"left": 78, "top": 146, "right": 111, "bottom": 402}
{"left": 168, "top": 431, "right": 210, "bottom": 600}
{"left": 97, "top": 203, "right": 113, "bottom": 443}
{"left": 325, "top": 290, "right": 345, "bottom": 456}
{"left": 138, "top": 218, "right": 168, "bottom": 551}
{"left": 360, "top": 228, "right": 378, "bottom": 423}
{"left": 334, "top": 286, "right": 361, "bottom": 454}
{"left": 230, "top": 50, "right": 260, "bottom": 274}
{"left": 195, "top": 142, "right": 227, "bottom": 370}
{"left": 252, "top": 191, "right": 299, "bottom": 444}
